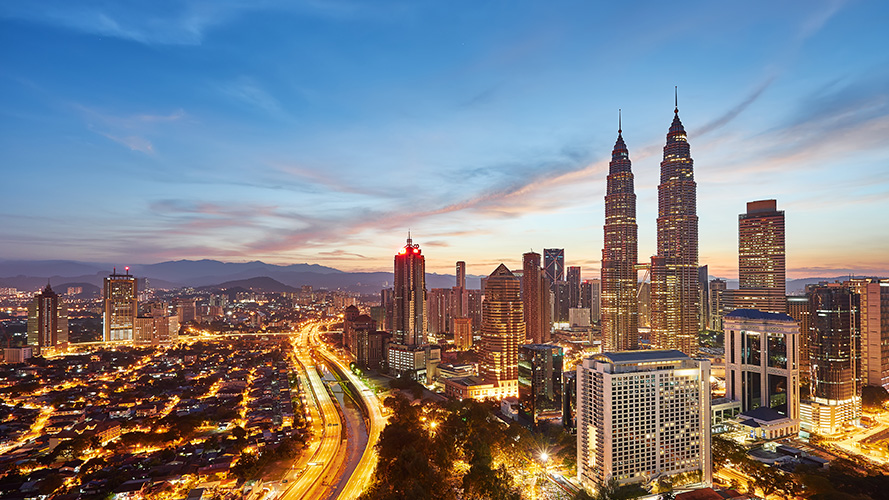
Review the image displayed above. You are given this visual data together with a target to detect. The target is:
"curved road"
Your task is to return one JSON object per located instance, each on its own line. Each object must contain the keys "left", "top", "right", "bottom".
{"left": 313, "top": 340, "right": 387, "bottom": 499}
{"left": 280, "top": 323, "right": 344, "bottom": 500}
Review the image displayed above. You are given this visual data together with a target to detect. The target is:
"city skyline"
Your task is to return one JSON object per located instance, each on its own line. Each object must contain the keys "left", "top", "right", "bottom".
{"left": 2, "top": 1, "right": 889, "bottom": 279}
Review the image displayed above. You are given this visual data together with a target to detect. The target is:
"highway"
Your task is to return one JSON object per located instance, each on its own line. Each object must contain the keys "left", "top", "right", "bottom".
{"left": 279, "top": 323, "right": 344, "bottom": 500}
{"left": 313, "top": 339, "right": 387, "bottom": 499}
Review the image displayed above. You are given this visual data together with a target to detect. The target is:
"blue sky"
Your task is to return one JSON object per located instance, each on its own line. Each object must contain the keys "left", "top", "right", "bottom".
{"left": 1, "top": 0, "right": 888, "bottom": 279}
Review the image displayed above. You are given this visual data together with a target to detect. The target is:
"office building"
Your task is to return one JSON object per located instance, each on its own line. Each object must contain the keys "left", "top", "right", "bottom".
{"left": 847, "top": 278, "right": 889, "bottom": 390}
{"left": 104, "top": 269, "right": 137, "bottom": 342}
{"left": 601, "top": 120, "right": 639, "bottom": 351}
{"left": 427, "top": 288, "right": 453, "bottom": 337}
{"left": 453, "top": 317, "right": 473, "bottom": 350}
{"left": 479, "top": 264, "right": 524, "bottom": 398}
{"left": 453, "top": 260, "right": 468, "bottom": 322}
{"left": 3, "top": 347, "right": 33, "bottom": 364}
{"left": 343, "top": 305, "right": 360, "bottom": 351}
{"left": 737, "top": 200, "right": 786, "bottom": 313}
{"left": 518, "top": 344, "right": 563, "bottom": 426}
{"left": 467, "top": 289, "right": 483, "bottom": 335}
{"left": 544, "top": 249, "right": 565, "bottom": 284}
{"left": 724, "top": 309, "right": 800, "bottom": 439}
{"left": 650, "top": 97, "right": 699, "bottom": 356}
{"left": 577, "top": 350, "right": 711, "bottom": 488}
{"left": 567, "top": 266, "right": 582, "bottom": 309}
{"left": 637, "top": 281, "right": 650, "bottom": 329}
{"left": 393, "top": 235, "right": 427, "bottom": 345}
{"left": 523, "top": 252, "right": 550, "bottom": 344}
{"left": 356, "top": 330, "right": 390, "bottom": 371}
{"left": 563, "top": 371, "right": 577, "bottom": 432}
{"left": 786, "top": 296, "right": 811, "bottom": 386}
{"left": 801, "top": 285, "right": 861, "bottom": 435}
{"left": 581, "top": 279, "right": 601, "bottom": 323}
{"left": 709, "top": 279, "right": 727, "bottom": 332}
{"left": 388, "top": 343, "right": 439, "bottom": 384}
{"left": 553, "top": 280, "right": 571, "bottom": 324}
{"left": 381, "top": 288, "right": 394, "bottom": 332}
{"left": 27, "top": 283, "right": 68, "bottom": 355}
{"left": 698, "top": 266, "right": 709, "bottom": 330}
{"left": 134, "top": 315, "right": 179, "bottom": 346}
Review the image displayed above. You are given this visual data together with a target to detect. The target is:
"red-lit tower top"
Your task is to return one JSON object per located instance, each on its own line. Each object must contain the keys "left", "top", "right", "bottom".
{"left": 393, "top": 232, "right": 426, "bottom": 345}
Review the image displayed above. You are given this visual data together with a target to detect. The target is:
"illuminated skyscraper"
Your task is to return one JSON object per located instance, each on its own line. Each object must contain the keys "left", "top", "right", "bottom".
{"left": 786, "top": 296, "right": 811, "bottom": 386}
{"left": 650, "top": 93, "right": 699, "bottom": 356}
{"left": 543, "top": 248, "right": 565, "bottom": 284}
{"left": 452, "top": 260, "right": 468, "bottom": 329}
{"left": 577, "top": 350, "right": 711, "bottom": 488}
{"left": 393, "top": 235, "right": 427, "bottom": 345}
{"left": 581, "top": 279, "right": 601, "bottom": 323}
{"left": 567, "top": 266, "right": 581, "bottom": 309}
{"left": 523, "top": 252, "right": 550, "bottom": 343}
{"left": 737, "top": 200, "right": 786, "bottom": 313}
{"left": 724, "top": 309, "right": 800, "bottom": 438}
{"left": 104, "top": 268, "right": 137, "bottom": 342}
{"left": 453, "top": 317, "right": 473, "bottom": 350}
{"left": 846, "top": 278, "right": 889, "bottom": 390}
{"left": 27, "top": 283, "right": 68, "bottom": 355}
{"left": 801, "top": 285, "right": 861, "bottom": 434}
{"left": 480, "top": 264, "right": 523, "bottom": 398}
{"left": 601, "top": 118, "right": 639, "bottom": 352}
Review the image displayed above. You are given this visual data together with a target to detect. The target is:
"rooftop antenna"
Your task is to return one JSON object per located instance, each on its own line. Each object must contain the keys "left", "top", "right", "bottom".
{"left": 618, "top": 108, "right": 622, "bottom": 134}
{"left": 674, "top": 86, "right": 679, "bottom": 114}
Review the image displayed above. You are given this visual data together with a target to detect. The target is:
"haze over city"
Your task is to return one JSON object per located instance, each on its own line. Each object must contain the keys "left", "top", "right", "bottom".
{"left": 2, "top": 1, "right": 888, "bottom": 278}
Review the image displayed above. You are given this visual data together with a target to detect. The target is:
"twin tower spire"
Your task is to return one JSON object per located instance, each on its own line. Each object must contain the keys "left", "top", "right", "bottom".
{"left": 601, "top": 89, "right": 698, "bottom": 356}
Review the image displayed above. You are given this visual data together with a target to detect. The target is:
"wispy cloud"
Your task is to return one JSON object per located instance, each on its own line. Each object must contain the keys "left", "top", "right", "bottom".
{"left": 73, "top": 104, "right": 186, "bottom": 154}
{"left": 318, "top": 249, "right": 367, "bottom": 259}
{"left": 97, "top": 132, "right": 154, "bottom": 154}
{"left": 696, "top": 76, "right": 774, "bottom": 137}
{"left": 0, "top": 1, "right": 253, "bottom": 45}
{"left": 218, "top": 77, "right": 283, "bottom": 114}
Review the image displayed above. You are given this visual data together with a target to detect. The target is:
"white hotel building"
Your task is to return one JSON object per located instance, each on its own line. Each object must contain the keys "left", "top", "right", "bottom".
{"left": 577, "top": 350, "right": 711, "bottom": 489}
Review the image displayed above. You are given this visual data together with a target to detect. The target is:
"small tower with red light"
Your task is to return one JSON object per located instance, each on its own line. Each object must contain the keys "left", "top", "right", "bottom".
{"left": 393, "top": 233, "right": 427, "bottom": 345}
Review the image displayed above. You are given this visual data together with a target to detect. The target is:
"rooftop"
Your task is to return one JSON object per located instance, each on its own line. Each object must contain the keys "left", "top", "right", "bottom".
{"left": 724, "top": 308, "right": 796, "bottom": 323}
{"left": 595, "top": 349, "right": 688, "bottom": 365}
{"left": 739, "top": 406, "right": 789, "bottom": 423}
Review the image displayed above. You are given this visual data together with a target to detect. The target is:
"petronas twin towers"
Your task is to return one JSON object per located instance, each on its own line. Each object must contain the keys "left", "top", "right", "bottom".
{"left": 600, "top": 96, "right": 699, "bottom": 356}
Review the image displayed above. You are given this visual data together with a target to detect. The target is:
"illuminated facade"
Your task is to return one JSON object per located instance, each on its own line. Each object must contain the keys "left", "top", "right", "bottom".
{"left": 601, "top": 122, "right": 639, "bottom": 352}
{"left": 453, "top": 317, "right": 472, "bottom": 350}
{"left": 543, "top": 248, "right": 565, "bottom": 285}
{"left": 846, "top": 278, "right": 889, "bottom": 390}
{"left": 567, "top": 266, "right": 581, "bottom": 309}
{"left": 581, "top": 279, "right": 601, "bottom": 323}
{"left": 479, "top": 264, "right": 524, "bottom": 398}
{"left": 577, "top": 350, "right": 711, "bottom": 488}
{"left": 801, "top": 285, "right": 860, "bottom": 435}
{"left": 27, "top": 283, "right": 68, "bottom": 355}
{"left": 104, "top": 269, "right": 137, "bottom": 342}
{"left": 650, "top": 97, "right": 699, "bottom": 356}
{"left": 393, "top": 235, "right": 427, "bottom": 345}
{"left": 724, "top": 309, "right": 800, "bottom": 438}
{"left": 736, "top": 200, "right": 786, "bottom": 313}
{"left": 523, "top": 252, "right": 550, "bottom": 343}
{"left": 786, "top": 296, "right": 811, "bottom": 385}
{"left": 518, "top": 344, "right": 563, "bottom": 426}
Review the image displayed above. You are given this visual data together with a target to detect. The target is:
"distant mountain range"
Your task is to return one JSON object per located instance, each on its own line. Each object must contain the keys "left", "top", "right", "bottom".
{"left": 0, "top": 259, "right": 481, "bottom": 294}
{"left": 0, "top": 259, "right": 878, "bottom": 295}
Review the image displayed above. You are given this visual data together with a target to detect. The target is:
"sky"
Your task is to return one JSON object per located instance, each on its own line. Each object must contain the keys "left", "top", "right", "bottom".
{"left": 1, "top": 0, "right": 888, "bottom": 280}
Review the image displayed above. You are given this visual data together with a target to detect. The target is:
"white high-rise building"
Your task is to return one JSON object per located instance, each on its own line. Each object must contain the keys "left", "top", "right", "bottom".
{"left": 724, "top": 309, "right": 800, "bottom": 440}
{"left": 577, "top": 350, "right": 711, "bottom": 489}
